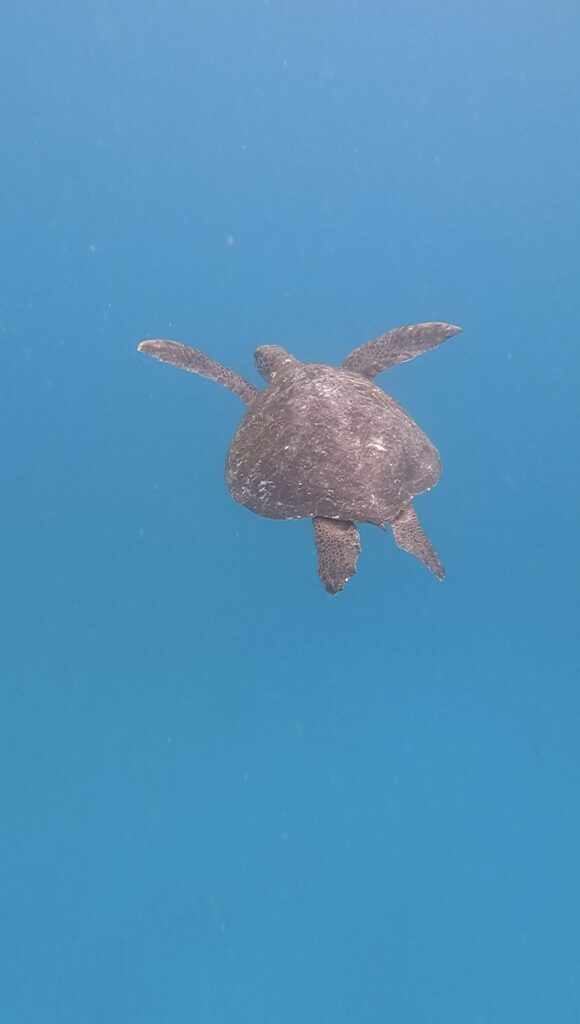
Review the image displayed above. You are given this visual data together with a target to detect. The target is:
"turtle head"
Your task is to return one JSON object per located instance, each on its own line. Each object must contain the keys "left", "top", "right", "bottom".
{"left": 254, "top": 345, "right": 299, "bottom": 383}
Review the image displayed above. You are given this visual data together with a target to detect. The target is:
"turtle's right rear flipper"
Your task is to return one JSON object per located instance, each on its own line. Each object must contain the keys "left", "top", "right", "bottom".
{"left": 391, "top": 504, "right": 444, "bottom": 579}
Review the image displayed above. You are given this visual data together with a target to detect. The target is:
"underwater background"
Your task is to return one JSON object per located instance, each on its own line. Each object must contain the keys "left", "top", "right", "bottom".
{"left": 1, "top": 1, "right": 579, "bottom": 1021}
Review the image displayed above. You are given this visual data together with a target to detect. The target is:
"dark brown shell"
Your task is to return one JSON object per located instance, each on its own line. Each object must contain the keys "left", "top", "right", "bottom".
{"left": 225, "top": 362, "right": 440, "bottom": 525}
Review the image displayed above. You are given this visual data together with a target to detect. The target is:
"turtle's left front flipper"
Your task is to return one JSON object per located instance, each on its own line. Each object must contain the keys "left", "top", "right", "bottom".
{"left": 138, "top": 339, "right": 258, "bottom": 405}
{"left": 313, "top": 517, "right": 361, "bottom": 595}
{"left": 342, "top": 322, "right": 462, "bottom": 379}
{"left": 391, "top": 504, "right": 445, "bottom": 580}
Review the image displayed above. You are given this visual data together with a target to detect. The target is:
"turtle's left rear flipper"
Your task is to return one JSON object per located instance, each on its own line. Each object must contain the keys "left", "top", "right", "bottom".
{"left": 313, "top": 517, "right": 361, "bottom": 595}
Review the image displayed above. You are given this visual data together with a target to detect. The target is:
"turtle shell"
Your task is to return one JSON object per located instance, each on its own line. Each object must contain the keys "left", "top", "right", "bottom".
{"left": 225, "top": 362, "right": 440, "bottom": 525}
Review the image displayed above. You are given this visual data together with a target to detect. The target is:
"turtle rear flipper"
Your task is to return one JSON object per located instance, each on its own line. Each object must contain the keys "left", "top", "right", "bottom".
{"left": 391, "top": 504, "right": 444, "bottom": 580}
{"left": 313, "top": 517, "right": 361, "bottom": 595}
{"left": 138, "top": 339, "right": 258, "bottom": 405}
{"left": 342, "top": 322, "right": 462, "bottom": 379}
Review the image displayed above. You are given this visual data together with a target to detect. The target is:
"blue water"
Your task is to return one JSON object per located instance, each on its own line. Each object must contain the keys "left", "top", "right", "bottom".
{"left": 1, "top": 2, "right": 579, "bottom": 1021}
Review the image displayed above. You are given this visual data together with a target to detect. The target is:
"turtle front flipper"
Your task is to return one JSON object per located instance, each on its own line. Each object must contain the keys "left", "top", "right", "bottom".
{"left": 341, "top": 322, "right": 462, "bottom": 379}
{"left": 138, "top": 340, "right": 258, "bottom": 405}
{"left": 391, "top": 504, "right": 445, "bottom": 580}
{"left": 313, "top": 517, "right": 361, "bottom": 595}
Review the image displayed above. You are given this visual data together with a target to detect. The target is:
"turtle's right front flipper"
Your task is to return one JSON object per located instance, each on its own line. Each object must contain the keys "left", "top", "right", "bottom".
{"left": 342, "top": 322, "right": 462, "bottom": 379}
{"left": 313, "top": 517, "right": 361, "bottom": 595}
{"left": 138, "top": 340, "right": 258, "bottom": 405}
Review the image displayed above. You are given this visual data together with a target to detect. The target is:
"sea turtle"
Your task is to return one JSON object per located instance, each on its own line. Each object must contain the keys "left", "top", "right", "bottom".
{"left": 138, "top": 321, "right": 462, "bottom": 594}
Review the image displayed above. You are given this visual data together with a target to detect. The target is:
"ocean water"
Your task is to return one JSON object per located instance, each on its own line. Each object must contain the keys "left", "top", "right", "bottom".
{"left": 1, "top": 1, "right": 579, "bottom": 1021}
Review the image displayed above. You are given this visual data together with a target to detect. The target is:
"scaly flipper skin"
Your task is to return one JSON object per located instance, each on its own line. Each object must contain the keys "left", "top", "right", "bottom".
{"left": 342, "top": 322, "right": 462, "bottom": 379}
{"left": 138, "top": 340, "right": 258, "bottom": 405}
{"left": 391, "top": 504, "right": 444, "bottom": 580}
{"left": 313, "top": 517, "right": 361, "bottom": 594}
